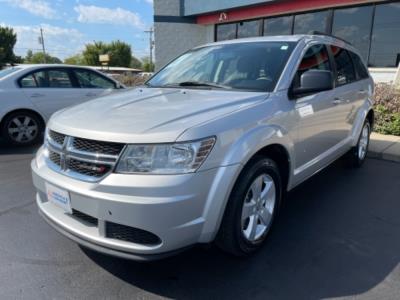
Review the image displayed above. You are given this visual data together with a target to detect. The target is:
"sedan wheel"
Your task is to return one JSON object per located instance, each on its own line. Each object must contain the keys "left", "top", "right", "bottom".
{"left": 1, "top": 112, "right": 43, "bottom": 146}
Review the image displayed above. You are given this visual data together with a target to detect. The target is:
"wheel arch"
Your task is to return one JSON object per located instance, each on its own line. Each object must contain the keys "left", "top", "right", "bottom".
{"left": 200, "top": 138, "right": 293, "bottom": 243}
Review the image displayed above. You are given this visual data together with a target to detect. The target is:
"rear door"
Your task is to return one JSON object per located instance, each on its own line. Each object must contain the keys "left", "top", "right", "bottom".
{"left": 72, "top": 69, "right": 117, "bottom": 100}
{"left": 292, "top": 43, "right": 338, "bottom": 173}
{"left": 348, "top": 50, "right": 372, "bottom": 121}
{"left": 327, "top": 46, "right": 359, "bottom": 140}
{"left": 20, "top": 68, "right": 84, "bottom": 118}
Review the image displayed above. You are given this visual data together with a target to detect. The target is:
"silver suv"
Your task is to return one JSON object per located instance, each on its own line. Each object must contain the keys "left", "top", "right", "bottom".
{"left": 32, "top": 35, "right": 374, "bottom": 260}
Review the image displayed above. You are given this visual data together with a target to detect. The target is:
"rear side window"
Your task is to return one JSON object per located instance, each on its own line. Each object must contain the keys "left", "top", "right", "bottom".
{"left": 20, "top": 69, "right": 73, "bottom": 88}
{"left": 74, "top": 70, "right": 115, "bottom": 89}
{"left": 349, "top": 51, "right": 369, "bottom": 79}
{"left": 329, "top": 46, "right": 356, "bottom": 86}
{"left": 293, "top": 44, "right": 331, "bottom": 88}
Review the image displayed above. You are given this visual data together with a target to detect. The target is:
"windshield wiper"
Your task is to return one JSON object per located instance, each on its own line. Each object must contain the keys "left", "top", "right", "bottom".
{"left": 164, "top": 81, "right": 231, "bottom": 89}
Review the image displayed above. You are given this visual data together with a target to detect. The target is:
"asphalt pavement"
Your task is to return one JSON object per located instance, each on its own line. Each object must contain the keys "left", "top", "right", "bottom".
{"left": 1, "top": 142, "right": 400, "bottom": 300}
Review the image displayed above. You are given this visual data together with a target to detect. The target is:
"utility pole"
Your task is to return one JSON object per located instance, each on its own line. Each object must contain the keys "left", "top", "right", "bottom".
{"left": 144, "top": 27, "right": 154, "bottom": 71}
{"left": 39, "top": 28, "right": 47, "bottom": 63}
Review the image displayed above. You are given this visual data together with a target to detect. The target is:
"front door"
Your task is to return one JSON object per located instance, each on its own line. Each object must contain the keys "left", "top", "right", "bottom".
{"left": 292, "top": 44, "right": 339, "bottom": 178}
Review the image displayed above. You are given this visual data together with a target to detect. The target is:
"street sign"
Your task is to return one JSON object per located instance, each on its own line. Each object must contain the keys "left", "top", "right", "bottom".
{"left": 99, "top": 54, "right": 110, "bottom": 63}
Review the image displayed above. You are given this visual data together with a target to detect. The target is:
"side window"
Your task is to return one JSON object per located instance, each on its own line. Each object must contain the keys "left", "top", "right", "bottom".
{"left": 329, "top": 46, "right": 356, "bottom": 86}
{"left": 349, "top": 51, "right": 369, "bottom": 80}
{"left": 20, "top": 70, "right": 73, "bottom": 88}
{"left": 20, "top": 71, "right": 47, "bottom": 88}
{"left": 74, "top": 70, "right": 116, "bottom": 89}
{"left": 47, "top": 70, "right": 73, "bottom": 88}
{"left": 20, "top": 74, "right": 37, "bottom": 87}
{"left": 293, "top": 44, "right": 331, "bottom": 89}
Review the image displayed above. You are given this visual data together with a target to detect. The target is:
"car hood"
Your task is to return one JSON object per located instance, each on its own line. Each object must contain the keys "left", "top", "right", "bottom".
{"left": 49, "top": 87, "right": 268, "bottom": 143}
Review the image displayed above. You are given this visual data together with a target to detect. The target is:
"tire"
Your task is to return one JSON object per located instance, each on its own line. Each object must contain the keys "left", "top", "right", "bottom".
{"left": 348, "top": 120, "right": 371, "bottom": 168}
{"left": 216, "top": 156, "right": 282, "bottom": 257}
{"left": 1, "top": 111, "right": 44, "bottom": 146}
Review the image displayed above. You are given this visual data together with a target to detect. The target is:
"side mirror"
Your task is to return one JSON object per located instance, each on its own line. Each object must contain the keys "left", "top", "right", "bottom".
{"left": 292, "top": 69, "right": 333, "bottom": 97}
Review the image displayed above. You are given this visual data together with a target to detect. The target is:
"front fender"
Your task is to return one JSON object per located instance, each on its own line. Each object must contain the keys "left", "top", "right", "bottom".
{"left": 199, "top": 125, "right": 295, "bottom": 242}
{"left": 221, "top": 124, "right": 294, "bottom": 167}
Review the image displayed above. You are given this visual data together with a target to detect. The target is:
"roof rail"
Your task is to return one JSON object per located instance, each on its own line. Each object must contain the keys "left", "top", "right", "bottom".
{"left": 309, "top": 31, "right": 352, "bottom": 45}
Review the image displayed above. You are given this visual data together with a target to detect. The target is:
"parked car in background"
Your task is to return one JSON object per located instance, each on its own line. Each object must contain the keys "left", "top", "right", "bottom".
{"left": 32, "top": 34, "right": 374, "bottom": 260}
{"left": 0, "top": 64, "right": 124, "bottom": 146}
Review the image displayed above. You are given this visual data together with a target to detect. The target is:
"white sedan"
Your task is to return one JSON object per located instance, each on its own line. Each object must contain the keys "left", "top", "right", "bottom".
{"left": 0, "top": 64, "right": 124, "bottom": 146}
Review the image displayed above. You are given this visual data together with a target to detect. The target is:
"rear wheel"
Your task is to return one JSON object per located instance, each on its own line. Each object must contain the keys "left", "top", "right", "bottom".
{"left": 1, "top": 111, "right": 43, "bottom": 146}
{"left": 349, "top": 120, "right": 370, "bottom": 167}
{"left": 216, "top": 156, "right": 282, "bottom": 256}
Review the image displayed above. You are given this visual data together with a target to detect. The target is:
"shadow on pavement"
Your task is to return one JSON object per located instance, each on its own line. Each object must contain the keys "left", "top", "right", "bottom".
{"left": 0, "top": 139, "right": 40, "bottom": 156}
{"left": 83, "top": 159, "right": 400, "bottom": 299}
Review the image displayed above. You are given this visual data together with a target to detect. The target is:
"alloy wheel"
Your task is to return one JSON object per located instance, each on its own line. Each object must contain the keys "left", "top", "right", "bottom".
{"left": 7, "top": 115, "right": 39, "bottom": 143}
{"left": 358, "top": 123, "right": 370, "bottom": 160}
{"left": 241, "top": 174, "right": 276, "bottom": 242}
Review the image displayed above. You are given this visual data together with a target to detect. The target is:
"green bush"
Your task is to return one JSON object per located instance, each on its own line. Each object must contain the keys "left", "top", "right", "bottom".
{"left": 374, "top": 104, "right": 400, "bottom": 136}
{"left": 373, "top": 84, "right": 400, "bottom": 136}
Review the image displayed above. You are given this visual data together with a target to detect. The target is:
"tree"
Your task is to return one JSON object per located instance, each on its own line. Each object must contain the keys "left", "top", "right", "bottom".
{"left": 25, "top": 49, "right": 33, "bottom": 62}
{"left": 64, "top": 54, "right": 85, "bottom": 65}
{"left": 141, "top": 56, "right": 155, "bottom": 72}
{"left": 0, "top": 26, "right": 17, "bottom": 67}
{"left": 130, "top": 55, "right": 142, "bottom": 69}
{"left": 109, "top": 40, "right": 132, "bottom": 67}
{"left": 82, "top": 40, "right": 132, "bottom": 67}
{"left": 82, "top": 41, "right": 108, "bottom": 66}
{"left": 24, "top": 51, "right": 62, "bottom": 64}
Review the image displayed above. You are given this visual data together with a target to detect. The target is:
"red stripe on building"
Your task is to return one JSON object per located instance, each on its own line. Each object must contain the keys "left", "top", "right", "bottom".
{"left": 197, "top": 0, "right": 371, "bottom": 24}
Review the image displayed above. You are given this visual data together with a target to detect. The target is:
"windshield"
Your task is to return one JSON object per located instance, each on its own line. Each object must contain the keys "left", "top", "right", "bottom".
{"left": 147, "top": 41, "right": 296, "bottom": 92}
{"left": 0, "top": 67, "right": 21, "bottom": 79}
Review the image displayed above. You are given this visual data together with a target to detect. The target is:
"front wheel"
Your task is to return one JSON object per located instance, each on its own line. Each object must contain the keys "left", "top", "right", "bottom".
{"left": 216, "top": 156, "right": 282, "bottom": 256}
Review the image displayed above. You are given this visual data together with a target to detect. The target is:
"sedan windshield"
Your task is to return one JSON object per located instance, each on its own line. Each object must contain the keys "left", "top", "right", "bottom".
{"left": 147, "top": 41, "right": 296, "bottom": 92}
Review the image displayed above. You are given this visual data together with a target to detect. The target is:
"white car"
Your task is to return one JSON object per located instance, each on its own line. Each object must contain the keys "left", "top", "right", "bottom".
{"left": 0, "top": 64, "right": 124, "bottom": 146}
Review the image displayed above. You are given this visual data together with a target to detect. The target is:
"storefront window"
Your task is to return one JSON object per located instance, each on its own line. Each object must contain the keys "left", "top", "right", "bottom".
{"left": 293, "top": 11, "right": 330, "bottom": 34}
{"left": 332, "top": 6, "right": 373, "bottom": 62}
{"left": 263, "top": 16, "right": 293, "bottom": 36}
{"left": 237, "top": 20, "right": 261, "bottom": 38}
{"left": 216, "top": 23, "right": 237, "bottom": 41}
{"left": 369, "top": 3, "right": 400, "bottom": 67}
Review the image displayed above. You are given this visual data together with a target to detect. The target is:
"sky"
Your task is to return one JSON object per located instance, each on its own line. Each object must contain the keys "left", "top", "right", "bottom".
{"left": 0, "top": 0, "right": 154, "bottom": 60}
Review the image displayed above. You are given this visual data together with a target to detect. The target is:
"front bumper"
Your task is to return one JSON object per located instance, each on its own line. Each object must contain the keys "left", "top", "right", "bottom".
{"left": 31, "top": 149, "right": 240, "bottom": 260}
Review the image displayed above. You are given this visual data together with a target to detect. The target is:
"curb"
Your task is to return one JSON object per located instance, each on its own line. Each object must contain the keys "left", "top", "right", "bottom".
{"left": 367, "top": 133, "right": 400, "bottom": 163}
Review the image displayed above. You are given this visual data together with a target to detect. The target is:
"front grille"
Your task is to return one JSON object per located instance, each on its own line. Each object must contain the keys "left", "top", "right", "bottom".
{"left": 49, "top": 151, "right": 61, "bottom": 165}
{"left": 72, "top": 209, "right": 98, "bottom": 226}
{"left": 68, "top": 158, "right": 111, "bottom": 178}
{"left": 45, "top": 131, "right": 125, "bottom": 181}
{"left": 49, "top": 130, "right": 66, "bottom": 146}
{"left": 106, "top": 222, "right": 161, "bottom": 246}
{"left": 73, "top": 137, "right": 124, "bottom": 156}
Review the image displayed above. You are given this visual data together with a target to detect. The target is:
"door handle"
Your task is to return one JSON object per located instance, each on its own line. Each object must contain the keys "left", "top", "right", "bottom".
{"left": 332, "top": 98, "right": 343, "bottom": 105}
{"left": 30, "top": 93, "right": 44, "bottom": 98}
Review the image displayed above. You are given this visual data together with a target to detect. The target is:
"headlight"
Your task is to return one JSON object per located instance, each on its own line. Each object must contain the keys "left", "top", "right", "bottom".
{"left": 115, "top": 137, "right": 216, "bottom": 174}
